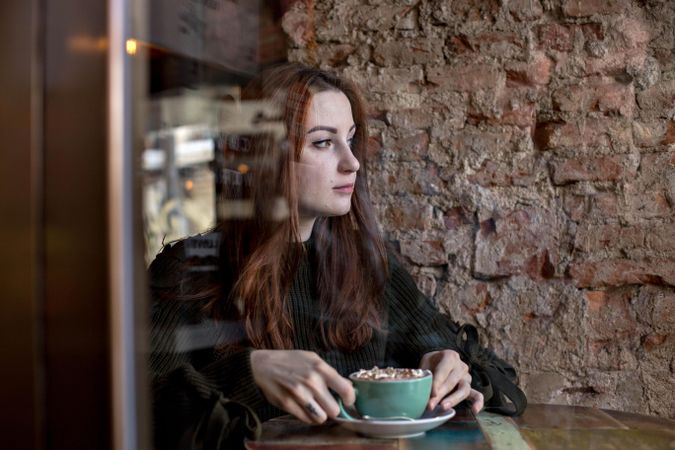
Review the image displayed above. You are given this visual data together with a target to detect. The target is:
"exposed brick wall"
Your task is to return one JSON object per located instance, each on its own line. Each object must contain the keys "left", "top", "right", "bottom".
{"left": 282, "top": 0, "right": 674, "bottom": 417}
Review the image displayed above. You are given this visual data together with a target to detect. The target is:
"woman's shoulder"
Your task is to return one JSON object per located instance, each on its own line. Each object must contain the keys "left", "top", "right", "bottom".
{"left": 384, "top": 247, "right": 411, "bottom": 280}
{"left": 148, "top": 231, "right": 222, "bottom": 290}
{"left": 380, "top": 247, "right": 416, "bottom": 296}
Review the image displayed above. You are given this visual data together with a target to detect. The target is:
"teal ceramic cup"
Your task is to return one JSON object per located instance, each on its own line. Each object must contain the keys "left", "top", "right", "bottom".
{"left": 337, "top": 369, "right": 433, "bottom": 420}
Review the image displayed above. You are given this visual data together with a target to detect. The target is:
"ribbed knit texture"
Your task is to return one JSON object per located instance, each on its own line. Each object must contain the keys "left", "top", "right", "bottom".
{"left": 149, "top": 234, "right": 474, "bottom": 445}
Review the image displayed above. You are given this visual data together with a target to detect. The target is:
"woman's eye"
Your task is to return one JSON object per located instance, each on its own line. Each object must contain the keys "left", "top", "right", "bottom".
{"left": 347, "top": 137, "right": 355, "bottom": 147}
{"left": 312, "top": 139, "right": 331, "bottom": 149}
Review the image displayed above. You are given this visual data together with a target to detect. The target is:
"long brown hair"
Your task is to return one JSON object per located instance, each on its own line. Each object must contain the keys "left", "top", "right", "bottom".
{"left": 210, "top": 64, "right": 388, "bottom": 351}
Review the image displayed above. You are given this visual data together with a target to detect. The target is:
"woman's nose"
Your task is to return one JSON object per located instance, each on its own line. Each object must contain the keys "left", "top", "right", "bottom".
{"left": 338, "top": 142, "right": 360, "bottom": 173}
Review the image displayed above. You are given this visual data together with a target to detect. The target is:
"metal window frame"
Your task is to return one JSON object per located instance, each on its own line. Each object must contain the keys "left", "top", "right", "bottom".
{"left": 109, "top": 0, "right": 149, "bottom": 449}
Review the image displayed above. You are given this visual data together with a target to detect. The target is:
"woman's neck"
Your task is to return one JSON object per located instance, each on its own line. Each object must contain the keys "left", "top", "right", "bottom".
{"left": 298, "top": 217, "right": 316, "bottom": 242}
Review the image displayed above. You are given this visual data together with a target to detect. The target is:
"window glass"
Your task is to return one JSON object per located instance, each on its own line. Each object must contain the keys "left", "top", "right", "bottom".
{"left": 140, "top": 2, "right": 525, "bottom": 449}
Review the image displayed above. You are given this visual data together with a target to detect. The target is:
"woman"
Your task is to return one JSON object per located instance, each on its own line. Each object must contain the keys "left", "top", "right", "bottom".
{"left": 150, "top": 64, "right": 524, "bottom": 448}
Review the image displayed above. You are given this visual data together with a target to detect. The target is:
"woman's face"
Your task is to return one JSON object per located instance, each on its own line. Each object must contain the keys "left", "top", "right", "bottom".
{"left": 295, "top": 89, "right": 360, "bottom": 223}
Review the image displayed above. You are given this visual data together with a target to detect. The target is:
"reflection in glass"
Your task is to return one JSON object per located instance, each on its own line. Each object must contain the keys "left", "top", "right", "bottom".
{"left": 139, "top": 4, "right": 525, "bottom": 450}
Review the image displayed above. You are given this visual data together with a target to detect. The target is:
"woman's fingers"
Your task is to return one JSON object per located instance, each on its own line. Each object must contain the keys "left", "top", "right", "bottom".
{"left": 286, "top": 368, "right": 352, "bottom": 423}
{"left": 317, "top": 362, "right": 356, "bottom": 408}
{"left": 467, "top": 389, "right": 484, "bottom": 415}
{"left": 429, "top": 354, "right": 456, "bottom": 395}
{"left": 299, "top": 355, "right": 354, "bottom": 418}
{"left": 439, "top": 378, "right": 472, "bottom": 410}
{"left": 421, "top": 350, "right": 469, "bottom": 410}
{"left": 437, "top": 372, "right": 466, "bottom": 407}
{"left": 303, "top": 370, "right": 344, "bottom": 419}
{"left": 278, "top": 386, "right": 327, "bottom": 424}
{"left": 250, "top": 350, "right": 353, "bottom": 424}
{"left": 429, "top": 366, "right": 468, "bottom": 409}
{"left": 283, "top": 377, "right": 340, "bottom": 424}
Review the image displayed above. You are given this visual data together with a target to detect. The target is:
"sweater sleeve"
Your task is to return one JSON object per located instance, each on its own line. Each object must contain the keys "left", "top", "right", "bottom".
{"left": 383, "top": 253, "right": 527, "bottom": 416}
{"left": 148, "top": 240, "right": 267, "bottom": 449}
{"left": 383, "top": 253, "right": 460, "bottom": 368}
{"left": 150, "top": 294, "right": 267, "bottom": 411}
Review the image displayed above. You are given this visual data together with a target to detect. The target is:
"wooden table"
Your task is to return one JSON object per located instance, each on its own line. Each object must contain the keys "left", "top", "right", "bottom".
{"left": 245, "top": 404, "right": 675, "bottom": 449}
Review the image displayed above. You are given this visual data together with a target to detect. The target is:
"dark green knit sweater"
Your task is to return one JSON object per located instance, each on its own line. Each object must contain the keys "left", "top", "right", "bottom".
{"left": 149, "top": 233, "right": 522, "bottom": 448}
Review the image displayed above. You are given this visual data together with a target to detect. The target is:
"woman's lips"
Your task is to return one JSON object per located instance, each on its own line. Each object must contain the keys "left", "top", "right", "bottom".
{"left": 333, "top": 183, "right": 354, "bottom": 193}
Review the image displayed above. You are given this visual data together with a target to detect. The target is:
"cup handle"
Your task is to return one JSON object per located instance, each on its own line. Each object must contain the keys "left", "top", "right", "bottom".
{"left": 336, "top": 388, "right": 358, "bottom": 421}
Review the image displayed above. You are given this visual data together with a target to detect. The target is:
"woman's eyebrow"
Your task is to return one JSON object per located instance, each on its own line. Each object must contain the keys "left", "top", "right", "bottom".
{"left": 306, "top": 124, "right": 357, "bottom": 134}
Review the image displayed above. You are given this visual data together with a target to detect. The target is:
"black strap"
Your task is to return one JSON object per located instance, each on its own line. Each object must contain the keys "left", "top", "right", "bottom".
{"left": 455, "top": 324, "right": 527, "bottom": 416}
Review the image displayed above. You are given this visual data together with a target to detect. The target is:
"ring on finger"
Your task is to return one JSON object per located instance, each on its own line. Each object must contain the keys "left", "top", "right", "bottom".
{"left": 305, "top": 402, "right": 320, "bottom": 417}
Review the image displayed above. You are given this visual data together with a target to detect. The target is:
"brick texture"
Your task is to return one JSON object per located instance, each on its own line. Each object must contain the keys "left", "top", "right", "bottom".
{"left": 427, "top": 63, "right": 504, "bottom": 92}
{"left": 553, "top": 77, "right": 635, "bottom": 117}
{"left": 284, "top": 0, "right": 675, "bottom": 418}
{"left": 562, "top": 0, "right": 631, "bottom": 17}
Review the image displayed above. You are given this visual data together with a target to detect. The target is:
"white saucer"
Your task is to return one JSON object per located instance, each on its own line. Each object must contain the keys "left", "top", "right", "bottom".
{"left": 333, "top": 408, "right": 456, "bottom": 439}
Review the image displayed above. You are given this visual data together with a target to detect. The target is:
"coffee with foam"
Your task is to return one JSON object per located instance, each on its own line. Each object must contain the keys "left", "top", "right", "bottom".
{"left": 351, "top": 366, "right": 429, "bottom": 381}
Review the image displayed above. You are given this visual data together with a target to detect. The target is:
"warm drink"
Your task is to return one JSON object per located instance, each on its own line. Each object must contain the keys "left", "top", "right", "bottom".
{"left": 351, "top": 366, "right": 429, "bottom": 381}
{"left": 338, "top": 366, "right": 433, "bottom": 421}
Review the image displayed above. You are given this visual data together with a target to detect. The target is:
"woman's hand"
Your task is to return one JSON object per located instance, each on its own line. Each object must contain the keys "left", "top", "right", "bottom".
{"left": 419, "top": 349, "right": 484, "bottom": 415}
{"left": 250, "top": 349, "right": 355, "bottom": 424}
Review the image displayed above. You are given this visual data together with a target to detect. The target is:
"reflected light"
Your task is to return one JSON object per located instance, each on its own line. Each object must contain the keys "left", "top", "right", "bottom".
{"left": 237, "top": 163, "right": 250, "bottom": 174}
{"left": 185, "top": 179, "right": 194, "bottom": 191}
{"left": 69, "top": 35, "right": 107, "bottom": 53}
{"left": 126, "top": 39, "right": 138, "bottom": 55}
